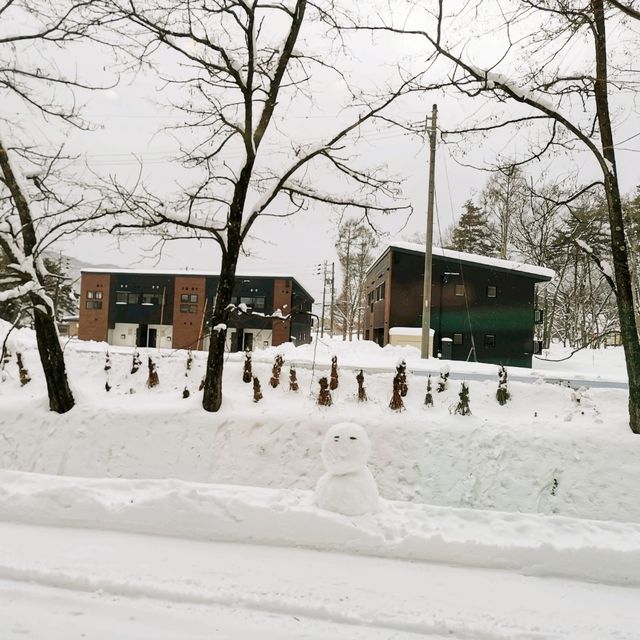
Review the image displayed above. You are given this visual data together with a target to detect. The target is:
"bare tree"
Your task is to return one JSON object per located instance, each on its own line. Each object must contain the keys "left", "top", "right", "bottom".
{"left": 0, "top": 0, "right": 115, "bottom": 412}
{"left": 338, "top": 0, "right": 640, "bottom": 433}
{"left": 334, "top": 218, "right": 378, "bottom": 340}
{"left": 97, "top": 0, "right": 416, "bottom": 411}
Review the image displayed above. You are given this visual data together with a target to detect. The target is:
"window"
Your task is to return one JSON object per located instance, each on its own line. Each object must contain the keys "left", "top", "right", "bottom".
{"left": 453, "top": 333, "right": 463, "bottom": 345}
{"left": 534, "top": 309, "right": 544, "bottom": 324}
{"left": 180, "top": 303, "right": 198, "bottom": 314}
{"left": 190, "top": 294, "right": 198, "bottom": 303}
{"left": 487, "top": 286, "right": 497, "bottom": 298}
{"left": 116, "top": 292, "right": 127, "bottom": 304}
{"left": 533, "top": 339, "right": 543, "bottom": 354}
{"left": 180, "top": 293, "right": 190, "bottom": 303}
{"left": 455, "top": 284, "right": 465, "bottom": 297}
{"left": 484, "top": 334, "right": 496, "bottom": 348}
{"left": 87, "top": 291, "right": 94, "bottom": 299}
{"left": 85, "top": 300, "right": 102, "bottom": 310}
{"left": 86, "top": 290, "right": 103, "bottom": 303}
{"left": 142, "top": 292, "right": 162, "bottom": 305}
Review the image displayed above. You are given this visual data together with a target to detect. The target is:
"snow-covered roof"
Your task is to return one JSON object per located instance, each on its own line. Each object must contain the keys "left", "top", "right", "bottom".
{"left": 378, "top": 242, "right": 555, "bottom": 281}
{"left": 80, "top": 268, "right": 314, "bottom": 301}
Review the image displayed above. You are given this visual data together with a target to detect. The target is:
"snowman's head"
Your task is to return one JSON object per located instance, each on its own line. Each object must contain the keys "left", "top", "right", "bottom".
{"left": 321, "top": 422, "right": 371, "bottom": 475}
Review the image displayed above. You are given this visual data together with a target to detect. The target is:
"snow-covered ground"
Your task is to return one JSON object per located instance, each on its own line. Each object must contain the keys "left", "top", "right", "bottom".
{"left": 1, "top": 322, "right": 640, "bottom": 637}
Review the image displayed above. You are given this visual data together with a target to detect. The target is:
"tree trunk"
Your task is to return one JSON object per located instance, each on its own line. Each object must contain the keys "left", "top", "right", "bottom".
{"left": 31, "top": 297, "right": 74, "bottom": 413}
{"left": 593, "top": 0, "right": 640, "bottom": 433}
{"left": 202, "top": 246, "right": 239, "bottom": 412}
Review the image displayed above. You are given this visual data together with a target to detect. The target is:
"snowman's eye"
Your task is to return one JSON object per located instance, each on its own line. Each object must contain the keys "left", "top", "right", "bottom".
{"left": 350, "top": 436, "right": 357, "bottom": 440}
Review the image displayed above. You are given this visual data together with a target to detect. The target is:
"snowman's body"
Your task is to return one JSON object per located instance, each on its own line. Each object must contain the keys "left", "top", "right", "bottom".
{"left": 314, "top": 422, "right": 379, "bottom": 516}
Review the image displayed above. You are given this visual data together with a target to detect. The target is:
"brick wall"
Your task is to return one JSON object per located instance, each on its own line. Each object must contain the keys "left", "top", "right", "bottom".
{"left": 272, "top": 278, "right": 292, "bottom": 346}
{"left": 172, "top": 276, "right": 207, "bottom": 350}
{"left": 78, "top": 273, "right": 110, "bottom": 342}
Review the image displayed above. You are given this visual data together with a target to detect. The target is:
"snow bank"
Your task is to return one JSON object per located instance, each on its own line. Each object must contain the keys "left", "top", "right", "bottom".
{"left": 1, "top": 330, "right": 639, "bottom": 523}
{"left": 1, "top": 470, "right": 639, "bottom": 587}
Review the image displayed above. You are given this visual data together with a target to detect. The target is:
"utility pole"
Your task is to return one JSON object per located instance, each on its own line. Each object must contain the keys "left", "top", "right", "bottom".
{"left": 329, "top": 261, "right": 335, "bottom": 338}
{"left": 421, "top": 104, "right": 437, "bottom": 359}
{"left": 318, "top": 262, "right": 327, "bottom": 337}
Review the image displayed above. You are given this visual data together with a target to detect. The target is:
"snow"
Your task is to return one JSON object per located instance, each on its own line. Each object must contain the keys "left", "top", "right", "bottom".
{"left": 1, "top": 322, "right": 640, "bottom": 635}
{"left": 212, "top": 322, "right": 227, "bottom": 332}
{"left": 315, "top": 423, "right": 379, "bottom": 516}
{"left": 576, "top": 239, "right": 594, "bottom": 254}
{"left": 388, "top": 326, "right": 434, "bottom": 336}
{"left": 385, "top": 241, "right": 555, "bottom": 280}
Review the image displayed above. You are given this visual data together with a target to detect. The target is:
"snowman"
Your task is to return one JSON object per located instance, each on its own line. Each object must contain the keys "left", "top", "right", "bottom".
{"left": 314, "top": 422, "right": 379, "bottom": 516}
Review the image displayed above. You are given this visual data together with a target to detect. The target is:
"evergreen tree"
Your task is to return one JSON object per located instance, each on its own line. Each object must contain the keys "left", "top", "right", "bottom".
{"left": 397, "top": 360, "right": 408, "bottom": 397}
{"left": 424, "top": 374, "right": 433, "bottom": 407}
{"left": 289, "top": 365, "right": 299, "bottom": 391}
{"left": 454, "top": 382, "right": 471, "bottom": 416}
{"left": 389, "top": 373, "right": 405, "bottom": 411}
{"left": 449, "top": 200, "right": 499, "bottom": 256}
{"left": 131, "top": 350, "right": 142, "bottom": 375}
{"left": 270, "top": 354, "right": 284, "bottom": 388}
{"left": 253, "top": 376, "right": 263, "bottom": 402}
{"left": 147, "top": 357, "right": 159, "bottom": 388}
{"left": 242, "top": 352, "right": 252, "bottom": 383}
{"left": 356, "top": 369, "right": 367, "bottom": 402}
{"left": 330, "top": 355, "right": 339, "bottom": 390}
{"left": 16, "top": 352, "right": 30, "bottom": 386}
{"left": 437, "top": 366, "right": 449, "bottom": 393}
{"left": 496, "top": 366, "right": 510, "bottom": 405}
{"left": 318, "top": 377, "right": 332, "bottom": 406}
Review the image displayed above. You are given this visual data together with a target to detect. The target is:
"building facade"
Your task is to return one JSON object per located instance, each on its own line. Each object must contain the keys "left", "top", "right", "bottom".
{"left": 364, "top": 242, "right": 554, "bottom": 368}
{"left": 78, "top": 269, "right": 314, "bottom": 351}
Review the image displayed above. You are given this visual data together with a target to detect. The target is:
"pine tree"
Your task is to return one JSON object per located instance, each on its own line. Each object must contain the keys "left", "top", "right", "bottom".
{"left": 329, "top": 355, "right": 339, "bottom": 390}
{"left": 104, "top": 351, "right": 111, "bottom": 372}
{"left": 397, "top": 359, "right": 408, "bottom": 397}
{"left": 270, "top": 354, "right": 284, "bottom": 388}
{"left": 242, "top": 352, "right": 252, "bottom": 383}
{"left": 424, "top": 374, "right": 433, "bottom": 407}
{"left": 131, "top": 350, "right": 142, "bottom": 375}
{"left": 186, "top": 350, "right": 193, "bottom": 371}
{"left": 253, "top": 376, "right": 263, "bottom": 402}
{"left": 454, "top": 382, "right": 471, "bottom": 416}
{"left": 437, "top": 366, "right": 449, "bottom": 393}
{"left": 147, "top": 357, "right": 159, "bottom": 388}
{"left": 289, "top": 365, "right": 299, "bottom": 391}
{"left": 16, "top": 352, "right": 30, "bottom": 386}
{"left": 183, "top": 386, "right": 190, "bottom": 399}
{"left": 389, "top": 373, "right": 405, "bottom": 411}
{"left": 318, "top": 376, "right": 332, "bottom": 406}
{"left": 356, "top": 369, "right": 367, "bottom": 402}
{"left": 449, "top": 200, "right": 499, "bottom": 256}
{"left": 496, "top": 366, "right": 510, "bottom": 405}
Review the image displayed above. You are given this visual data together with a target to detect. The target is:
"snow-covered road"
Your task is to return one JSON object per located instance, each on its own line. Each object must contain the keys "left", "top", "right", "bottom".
{"left": 2, "top": 521, "right": 639, "bottom": 640}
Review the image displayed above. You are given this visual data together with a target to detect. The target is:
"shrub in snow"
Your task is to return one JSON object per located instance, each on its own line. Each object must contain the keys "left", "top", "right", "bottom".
{"left": 182, "top": 386, "right": 190, "bottom": 399}
{"left": 424, "top": 374, "right": 433, "bottom": 407}
{"left": 198, "top": 378, "right": 205, "bottom": 391}
{"left": 242, "top": 352, "right": 252, "bottom": 384}
{"left": 496, "top": 366, "right": 510, "bottom": 405}
{"left": 105, "top": 380, "right": 111, "bottom": 392}
{"left": 289, "top": 365, "right": 299, "bottom": 391}
{"left": 389, "top": 373, "right": 405, "bottom": 412}
{"left": 104, "top": 351, "right": 111, "bottom": 372}
{"left": 315, "top": 422, "right": 379, "bottom": 516}
{"left": 16, "top": 352, "right": 30, "bottom": 386}
{"left": 146, "top": 357, "right": 159, "bottom": 388}
{"left": 437, "top": 365, "right": 450, "bottom": 393}
{"left": 131, "top": 350, "right": 142, "bottom": 375}
{"left": 356, "top": 369, "right": 367, "bottom": 402}
{"left": 454, "top": 381, "right": 471, "bottom": 416}
{"left": 318, "top": 376, "right": 332, "bottom": 406}
{"left": 270, "top": 354, "right": 284, "bottom": 388}
{"left": 329, "top": 355, "right": 339, "bottom": 391}
{"left": 1, "top": 346, "right": 11, "bottom": 382}
{"left": 397, "top": 359, "right": 408, "bottom": 397}
{"left": 186, "top": 350, "right": 193, "bottom": 371}
{"left": 252, "top": 376, "right": 263, "bottom": 402}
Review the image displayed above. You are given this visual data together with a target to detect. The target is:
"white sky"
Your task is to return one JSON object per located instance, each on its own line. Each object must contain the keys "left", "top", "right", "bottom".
{"left": 6, "top": 0, "right": 640, "bottom": 306}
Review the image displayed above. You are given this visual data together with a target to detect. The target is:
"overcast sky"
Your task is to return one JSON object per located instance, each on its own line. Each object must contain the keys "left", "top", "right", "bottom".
{"left": 8, "top": 0, "right": 640, "bottom": 307}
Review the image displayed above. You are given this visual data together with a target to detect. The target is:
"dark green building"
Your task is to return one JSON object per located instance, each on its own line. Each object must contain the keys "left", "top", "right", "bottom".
{"left": 364, "top": 242, "right": 554, "bottom": 368}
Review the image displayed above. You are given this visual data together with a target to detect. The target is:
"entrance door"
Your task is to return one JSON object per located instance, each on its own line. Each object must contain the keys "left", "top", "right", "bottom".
{"left": 243, "top": 332, "right": 254, "bottom": 352}
{"left": 148, "top": 328, "right": 157, "bottom": 348}
{"left": 137, "top": 324, "right": 148, "bottom": 347}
